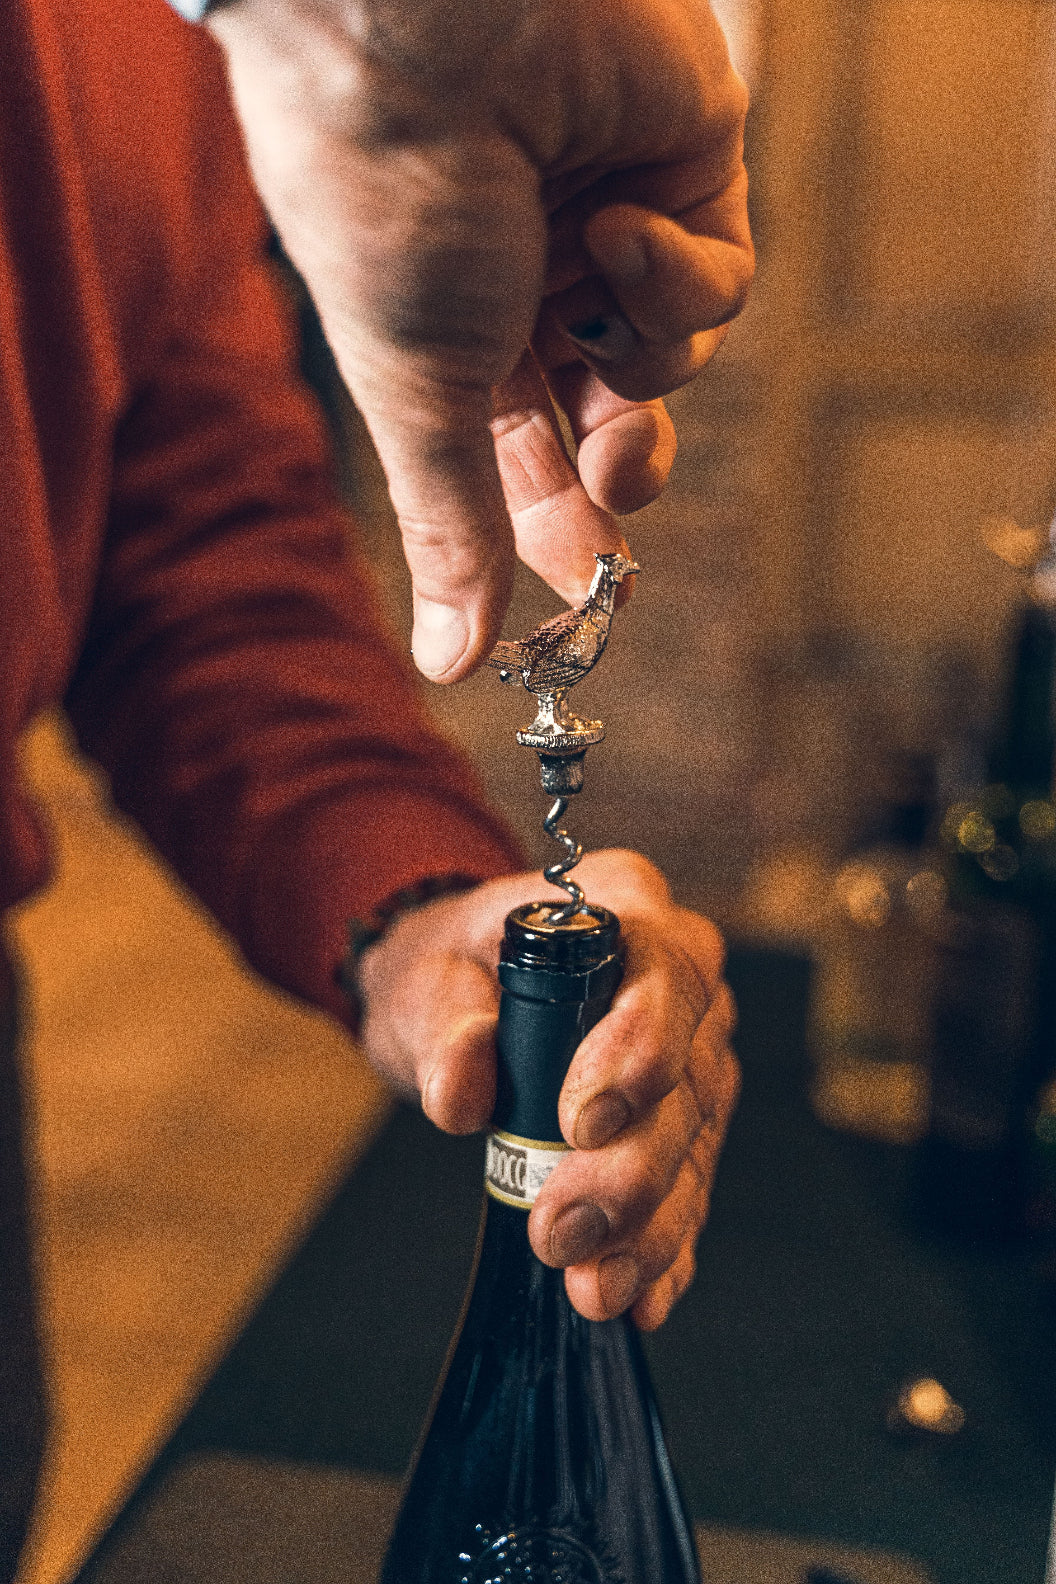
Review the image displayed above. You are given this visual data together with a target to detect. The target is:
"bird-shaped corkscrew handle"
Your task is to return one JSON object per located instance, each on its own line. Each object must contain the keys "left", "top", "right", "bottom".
{"left": 486, "top": 551, "right": 639, "bottom": 921}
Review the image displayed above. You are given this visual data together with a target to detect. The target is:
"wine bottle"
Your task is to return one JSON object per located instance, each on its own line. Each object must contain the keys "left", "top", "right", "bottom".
{"left": 380, "top": 902, "right": 701, "bottom": 1584}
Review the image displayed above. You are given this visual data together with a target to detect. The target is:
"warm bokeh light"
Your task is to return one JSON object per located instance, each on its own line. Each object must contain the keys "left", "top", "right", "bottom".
{"left": 956, "top": 810, "right": 996, "bottom": 854}
{"left": 939, "top": 801, "right": 972, "bottom": 849}
{"left": 893, "top": 1378, "right": 967, "bottom": 1436}
{"left": 833, "top": 862, "right": 891, "bottom": 929}
{"left": 904, "top": 868, "right": 947, "bottom": 923}
{"left": 980, "top": 515, "right": 1051, "bottom": 573}
{"left": 978, "top": 844, "right": 1020, "bottom": 882}
{"left": 1020, "top": 799, "right": 1056, "bottom": 842}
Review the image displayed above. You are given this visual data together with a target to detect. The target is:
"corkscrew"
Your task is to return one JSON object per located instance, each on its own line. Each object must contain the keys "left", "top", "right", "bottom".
{"left": 486, "top": 551, "right": 639, "bottom": 922}
{"left": 542, "top": 794, "right": 585, "bottom": 919}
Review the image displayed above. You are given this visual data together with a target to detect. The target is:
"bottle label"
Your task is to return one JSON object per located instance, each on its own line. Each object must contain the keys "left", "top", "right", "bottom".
{"left": 485, "top": 1129, "right": 569, "bottom": 1208}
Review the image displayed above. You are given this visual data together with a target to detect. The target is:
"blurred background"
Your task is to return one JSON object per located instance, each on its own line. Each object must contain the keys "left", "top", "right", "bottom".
{"left": 10, "top": 2, "right": 1056, "bottom": 1583}
{"left": 326, "top": 0, "right": 1056, "bottom": 928}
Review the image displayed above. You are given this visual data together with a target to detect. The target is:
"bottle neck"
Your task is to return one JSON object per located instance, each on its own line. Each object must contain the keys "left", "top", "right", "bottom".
{"left": 990, "top": 603, "right": 1056, "bottom": 799}
{"left": 489, "top": 903, "right": 622, "bottom": 1178}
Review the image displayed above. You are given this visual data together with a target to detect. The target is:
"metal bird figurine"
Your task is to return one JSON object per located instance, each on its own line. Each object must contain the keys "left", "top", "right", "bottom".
{"left": 487, "top": 551, "right": 640, "bottom": 919}
{"left": 487, "top": 551, "right": 640, "bottom": 748}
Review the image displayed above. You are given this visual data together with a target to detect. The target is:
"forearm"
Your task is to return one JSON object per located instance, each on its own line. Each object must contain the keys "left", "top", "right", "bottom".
{"left": 64, "top": 54, "right": 520, "bottom": 1019}
{"left": 66, "top": 441, "right": 519, "bottom": 1023}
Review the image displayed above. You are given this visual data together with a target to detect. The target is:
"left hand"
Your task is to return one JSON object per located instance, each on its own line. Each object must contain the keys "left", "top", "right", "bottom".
{"left": 355, "top": 849, "right": 739, "bottom": 1330}
{"left": 206, "top": 0, "right": 753, "bottom": 680}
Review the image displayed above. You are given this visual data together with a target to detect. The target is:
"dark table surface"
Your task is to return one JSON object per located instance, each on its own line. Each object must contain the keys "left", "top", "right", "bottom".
{"left": 74, "top": 948, "right": 1056, "bottom": 1584}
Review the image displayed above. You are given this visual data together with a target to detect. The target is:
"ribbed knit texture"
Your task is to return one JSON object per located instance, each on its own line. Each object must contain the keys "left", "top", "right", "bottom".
{"left": 0, "top": 0, "right": 520, "bottom": 1026}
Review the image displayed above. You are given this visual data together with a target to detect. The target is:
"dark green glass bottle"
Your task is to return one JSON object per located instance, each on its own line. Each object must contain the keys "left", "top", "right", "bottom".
{"left": 915, "top": 600, "right": 1056, "bottom": 1239}
{"left": 379, "top": 903, "right": 700, "bottom": 1584}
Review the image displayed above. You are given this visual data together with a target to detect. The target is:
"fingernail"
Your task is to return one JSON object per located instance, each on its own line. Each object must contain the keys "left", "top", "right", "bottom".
{"left": 563, "top": 310, "right": 638, "bottom": 363}
{"left": 567, "top": 313, "right": 611, "bottom": 344}
{"left": 598, "top": 1253, "right": 640, "bottom": 1314}
{"left": 587, "top": 230, "right": 648, "bottom": 288}
{"left": 549, "top": 1202, "right": 610, "bottom": 1266}
{"left": 411, "top": 600, "right": 469, "bottom": 679}
{"left": 575, "top": 1091, "right": 631, "bottom": 1150}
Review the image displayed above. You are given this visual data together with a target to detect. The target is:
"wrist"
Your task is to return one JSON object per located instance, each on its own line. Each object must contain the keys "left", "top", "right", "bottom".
{"left": 339, "top": 873, "right": 481, "bottom": 1021}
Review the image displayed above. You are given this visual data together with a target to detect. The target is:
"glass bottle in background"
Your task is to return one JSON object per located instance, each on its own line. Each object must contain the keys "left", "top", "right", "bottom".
{"left": 809, "top": 752, "right": 946, "bottom": 1145}
{"left": 914, "top": 580, "right": 1056, "bottom": 1241}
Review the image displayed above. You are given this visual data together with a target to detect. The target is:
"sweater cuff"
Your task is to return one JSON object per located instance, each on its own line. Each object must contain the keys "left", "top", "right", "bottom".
{"left": 244, "top": 787, "right": 523, "bottom": 1029}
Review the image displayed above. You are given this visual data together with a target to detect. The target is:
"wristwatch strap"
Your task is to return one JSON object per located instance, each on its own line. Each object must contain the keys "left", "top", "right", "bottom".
{"left": 338, "top": 872, "right": 481, "bottom": 1020}
{"left": 164, "top": 0, "right": 219, "bottom": 20}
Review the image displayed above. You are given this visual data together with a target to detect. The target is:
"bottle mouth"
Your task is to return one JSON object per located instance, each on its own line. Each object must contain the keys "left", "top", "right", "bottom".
{"left": 502, "top": 903, "right": 621, "bottom": 973}
{"left": 520, "top": 904, "right": 602, "bottom": 932}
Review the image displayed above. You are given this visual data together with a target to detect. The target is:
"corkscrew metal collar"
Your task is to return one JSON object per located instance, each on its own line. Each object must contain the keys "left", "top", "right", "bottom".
{"left": 486, "top": 551, "right": 639, "bottom": 922}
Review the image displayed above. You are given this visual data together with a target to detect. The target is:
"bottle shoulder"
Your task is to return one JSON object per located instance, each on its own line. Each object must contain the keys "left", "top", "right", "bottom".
{"left": 383, "top": 1201, "right": 698, "bottom": 1583}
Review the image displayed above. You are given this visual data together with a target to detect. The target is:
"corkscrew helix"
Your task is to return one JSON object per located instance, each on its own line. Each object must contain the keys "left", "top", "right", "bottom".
{"left": 542, "top": 794, "right": 585, "bottom": 921}
{"left": 486, "top": 551, "right": 640, "bottom": 923}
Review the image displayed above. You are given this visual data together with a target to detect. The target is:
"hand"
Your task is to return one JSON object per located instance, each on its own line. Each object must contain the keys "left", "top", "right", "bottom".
{"left": 207, "top": 0, "right": 753, "bottom": 680}
{"left": 355, "top": 850, "right": 739, "bottom": 1329}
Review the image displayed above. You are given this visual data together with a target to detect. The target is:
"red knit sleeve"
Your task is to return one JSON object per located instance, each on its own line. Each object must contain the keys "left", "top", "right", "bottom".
{"left": 64, "top": 32, "right": 520, "bottom": 1027}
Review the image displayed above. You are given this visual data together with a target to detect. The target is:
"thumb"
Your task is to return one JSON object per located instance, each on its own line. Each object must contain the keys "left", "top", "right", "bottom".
{"left": 406, "top": 954, "right": 500, "bottom": 1134}
{"left": 357, "top": 388, "right": 517, "bottom": 681}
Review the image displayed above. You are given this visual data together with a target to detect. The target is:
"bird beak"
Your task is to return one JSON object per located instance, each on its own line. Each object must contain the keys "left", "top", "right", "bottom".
{"left": 625, "top": 561, "right": 642, "bottom": 575}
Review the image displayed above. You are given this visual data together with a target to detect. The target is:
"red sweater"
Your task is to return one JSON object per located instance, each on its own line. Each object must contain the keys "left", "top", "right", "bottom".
{"left": 0, "top": 0, "right": 518, "bottom": 1024}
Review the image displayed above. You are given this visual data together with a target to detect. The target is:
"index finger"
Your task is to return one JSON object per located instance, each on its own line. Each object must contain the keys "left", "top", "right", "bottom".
{"left": 541, "top": 159, "right": 754, "bottom": 403}
{"left": 490, "top": 351, "right": 628, "bottom": 605}
{"left": 542, "top": 360, "right": 678, "bottom": 517}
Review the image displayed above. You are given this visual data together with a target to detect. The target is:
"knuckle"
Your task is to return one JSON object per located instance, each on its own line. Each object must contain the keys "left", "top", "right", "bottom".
{"left": 636, "top": 1030, "right": 683, "bottom": 1103}
{"left": 677, "top": 1078, "right": 706, "bottom": 1143}
{"left": 600, "top": 996, "right": 680, "bottom": 1105}
{"left": 593, "top": 847, "right": 670, "bottom": 897}
{"left": 685, "top": 1136, "right": 712, "bottom": 1193}
{"left": 670, "top": 966, "right": 709, "bottom": 1031}
{"left": 727, "top": 73, "right": 751, "bottom": 126}
{"left": 671, "top": 1246, "right": 698, "bottom": 1302}
{"left": 398, "top": 515, "right": 452, "bottom": 555}
{"left": 400, "top": 515, "right": 494, "bottom": 580}
{"left": 713, "top": 271, "right": 752, "bottom": 329}
{"left": 711, "top": 979, "right": 738, "bottom": 1039}
{"left": 630, "top": 1280, "right": 668, "bottom": 1333}
{"left": 716, "top": 1043, "right": 742, "bottom": 1121}
{"left": 644, "top": 937, "right": 714, "bottom": 1028}
{"left": 688, "top": 1132, "right": 717, "bottom": 1195}
{"left": 682, "top": 912, "right": 726, "bottom": 981}
{"left": 691, "top": 1015, "right": 733, "bottom": 1078}
{"left": 642, "top": 1220, "right": 684, "bottom": 1281}
{"left": 617, "top": 1155, "right": 671, "bottom": 1230}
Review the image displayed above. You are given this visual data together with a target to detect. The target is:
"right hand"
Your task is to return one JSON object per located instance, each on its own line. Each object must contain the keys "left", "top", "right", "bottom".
{"left": 207, "top": 0, "right": 753, "bottom": 679}
{"left": 355, "top": 851, "right": 740, "bottom": 1330}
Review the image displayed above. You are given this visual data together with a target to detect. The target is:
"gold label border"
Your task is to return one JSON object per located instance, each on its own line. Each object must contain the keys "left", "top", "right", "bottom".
{"left": 485, "top": 1180, "right": 533, "bottom": 1210}
{"left": 490, "top": 1128, "right": 568, "bottom": 1152}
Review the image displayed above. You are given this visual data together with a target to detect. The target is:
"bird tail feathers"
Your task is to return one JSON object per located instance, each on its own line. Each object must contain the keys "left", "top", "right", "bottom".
{"left": 486, "top": 641, "right": 524, "bottom": 675}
